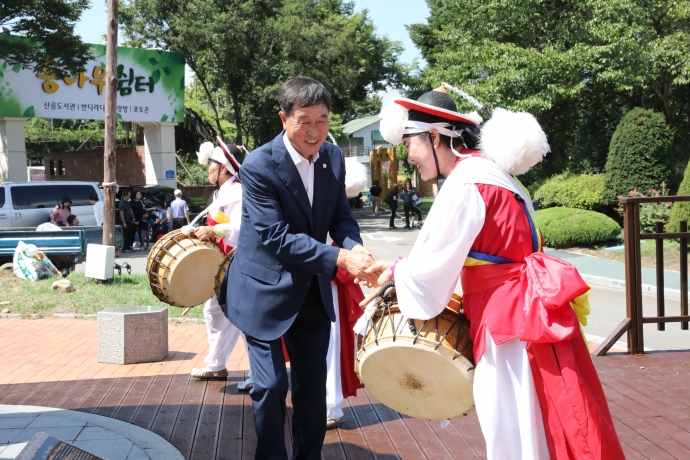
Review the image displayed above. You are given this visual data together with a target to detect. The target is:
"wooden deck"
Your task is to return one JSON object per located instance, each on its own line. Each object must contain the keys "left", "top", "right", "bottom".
{"left": 1, "top": 352, "right": 690, "bottom": 459}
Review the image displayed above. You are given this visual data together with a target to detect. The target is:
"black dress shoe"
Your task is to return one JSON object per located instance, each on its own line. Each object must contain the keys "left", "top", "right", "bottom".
{"left": 403, "top": 225, "right": 411, "bottom": 229}
{"left": 389, "top": 225, "right": 397, "bottom": 229}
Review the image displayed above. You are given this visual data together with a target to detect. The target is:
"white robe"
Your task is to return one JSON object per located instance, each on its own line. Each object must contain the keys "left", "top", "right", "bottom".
{"left": 326, "top": 284, "right": 344, "bottom": 420}
{"left": 393, "top": 157, "right": 549, "bottom": 460}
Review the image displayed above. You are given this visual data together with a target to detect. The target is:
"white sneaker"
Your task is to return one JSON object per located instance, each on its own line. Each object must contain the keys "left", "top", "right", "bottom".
{"left": 326, "top": 415, "right": 346, "bottom": 430}
{"left": 191, "top": 367, "right": 228, "bottom": 380}
{"left": 237, "top": 376, "right": 254, "bottom": 392}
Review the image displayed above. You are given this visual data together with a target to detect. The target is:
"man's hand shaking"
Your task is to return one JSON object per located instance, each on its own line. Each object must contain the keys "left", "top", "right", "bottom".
{"left": 337, "top": 245, "right": 380, "bottom": 285}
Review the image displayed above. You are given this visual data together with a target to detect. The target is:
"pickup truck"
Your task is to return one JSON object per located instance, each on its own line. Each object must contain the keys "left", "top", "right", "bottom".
{"left": 0, "top": 226, "right": 124, "bottom": 271}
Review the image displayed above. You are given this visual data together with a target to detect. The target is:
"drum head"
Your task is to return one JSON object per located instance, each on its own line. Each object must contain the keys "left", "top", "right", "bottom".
{"left": 358, "top": 340, "right": 475, "bottom": 420}
{"left": 166, "top": 245, "right": 224, "bottom": 307}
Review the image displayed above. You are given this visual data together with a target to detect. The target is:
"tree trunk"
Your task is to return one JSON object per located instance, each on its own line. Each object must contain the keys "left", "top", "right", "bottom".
{"left": 230, "top": 90, "right": 243, "bottom": 146}
{"left": 102, "top": 0, "right": 118, "bottom": 248}
{"left": 188, "top": 59, "right": 225, "bottom": 139}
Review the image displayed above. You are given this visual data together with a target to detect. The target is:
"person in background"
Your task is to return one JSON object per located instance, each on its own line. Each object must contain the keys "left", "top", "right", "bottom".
{"left": 158, "top": 199, "right": 172, "bottom": 234}
{"left": 50, "top": 197, "right": 72, "bottom": 226}
{"left": 89, "top": 192, "right": 103, "bottom": 226}
{"left": 138, "top": 210, "right": 151, "bottom": 250}
{"left": 118, "top": 190, "right": 135, "bottom": 253}
{"left": 385, "top": 184, "right": 400, "bottom": 229}
{"left": 66, "top": 215, "right": 80, "bottom": 226}
{"left": 131, "top": 191, "right": 154, "bottom": 249}
{"left": 400, "top": 181, "right": 423, "bottom": 229}
{"left": 170, "top": 190, "right": 190, "bottom": 230}
{"left": 369, "top": 180, "right": 382, "bottom": 215}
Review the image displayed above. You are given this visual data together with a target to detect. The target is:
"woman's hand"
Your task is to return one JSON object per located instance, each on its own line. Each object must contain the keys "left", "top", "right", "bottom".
{"left": 193, "top": 226, "right": 216, "bottom": 242}
{"left": 355, "top": 260, "right": 393, "bottom": 288}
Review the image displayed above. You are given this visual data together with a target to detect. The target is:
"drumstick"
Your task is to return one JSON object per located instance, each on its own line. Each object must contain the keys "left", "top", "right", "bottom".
{"left": 359, "top": 289, "right": 380, "bottom": 309}
{"left": 181, "top": 307, "right": 193, "bottom": 316}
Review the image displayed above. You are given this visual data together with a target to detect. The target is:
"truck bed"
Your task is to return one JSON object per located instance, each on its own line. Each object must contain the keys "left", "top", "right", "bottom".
{"left": 0, "top": 227, "right": 124, "bottom": 270}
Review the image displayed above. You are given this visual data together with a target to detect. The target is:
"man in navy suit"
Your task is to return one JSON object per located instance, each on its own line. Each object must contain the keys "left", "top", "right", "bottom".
{"left": 226, "top": 76, "right": 378, "bottom": 459}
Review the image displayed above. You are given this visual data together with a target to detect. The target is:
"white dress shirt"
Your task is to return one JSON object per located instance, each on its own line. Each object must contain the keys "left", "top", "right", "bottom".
{"left": 283, "top": 132, "right": 319, "bottom": 207}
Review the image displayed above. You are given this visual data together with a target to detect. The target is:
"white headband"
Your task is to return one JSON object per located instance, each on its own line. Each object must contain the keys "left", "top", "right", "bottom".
{"left": 403, "top": 121, "right": 471, "bottom": 158}
{"left": 403, "top": 120, "right": 462, "bottom": 138}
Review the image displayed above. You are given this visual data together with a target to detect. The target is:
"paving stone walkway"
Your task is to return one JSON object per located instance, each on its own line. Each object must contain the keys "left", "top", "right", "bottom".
{"left": 0, "top": 405, "right": 182, "bottom": 459}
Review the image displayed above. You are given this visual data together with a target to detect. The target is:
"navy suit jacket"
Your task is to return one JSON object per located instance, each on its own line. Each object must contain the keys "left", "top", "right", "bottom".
{"left": 226, "top": 132, "right": 363, "bottom": 341}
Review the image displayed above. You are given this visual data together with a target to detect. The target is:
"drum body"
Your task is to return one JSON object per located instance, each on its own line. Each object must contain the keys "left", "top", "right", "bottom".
{"left": 147, "top": 230, "right": 225, "bottom": 307}
{"left": 213, "top": 250, "right": 235, "bottom": 311}
{"left": 356, "top": 295, "right": 475, "bottom": 420}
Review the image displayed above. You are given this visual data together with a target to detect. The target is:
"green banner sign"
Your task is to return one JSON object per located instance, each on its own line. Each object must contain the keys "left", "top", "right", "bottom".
{"left": 0, "top": 42, "right": 185, "bottom": 123}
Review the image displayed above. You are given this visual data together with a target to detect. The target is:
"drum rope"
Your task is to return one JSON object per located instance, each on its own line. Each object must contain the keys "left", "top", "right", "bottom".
{"left": 412, "top": 321, "right": 427, "bottom": 345}
{"left": 435, "top": 314, "right": 465, "bottom": 351}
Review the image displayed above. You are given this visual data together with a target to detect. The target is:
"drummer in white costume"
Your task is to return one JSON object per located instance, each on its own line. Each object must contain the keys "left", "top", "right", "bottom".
{"left": 190, "top": 140, "right": 253, "bottom": 390}
{"left": 363, "top": 87, "right": 624, "bottom": 459}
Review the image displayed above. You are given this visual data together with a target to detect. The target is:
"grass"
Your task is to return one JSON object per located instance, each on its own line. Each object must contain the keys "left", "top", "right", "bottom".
{"left": 565, "top": 239, "right": 687, "bottom": 272}
{"left": 0, "top": 271, "right": 204, "bottom": 319}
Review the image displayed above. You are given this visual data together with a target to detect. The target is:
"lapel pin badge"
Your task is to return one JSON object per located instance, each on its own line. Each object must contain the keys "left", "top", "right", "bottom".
{"left": 322, "top": 163, "right": 327, "bottom": 169}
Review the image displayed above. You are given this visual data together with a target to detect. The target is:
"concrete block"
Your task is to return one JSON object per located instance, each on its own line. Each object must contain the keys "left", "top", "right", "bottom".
{"left": 98, "top": 306, "right": 168, "bottom": 365}
{"left": 85, "top": 244, "right": 115, "bottom": 280}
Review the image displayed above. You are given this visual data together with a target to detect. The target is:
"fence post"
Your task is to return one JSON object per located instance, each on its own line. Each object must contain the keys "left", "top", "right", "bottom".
{"left": 681, "top": 221, "right": 688, "bottom": 330}
{"left": 655, "top": 221, "right": 665, "bottom": 331}
{"left": 624, "top": 202, "right": 644, "bottom": 354}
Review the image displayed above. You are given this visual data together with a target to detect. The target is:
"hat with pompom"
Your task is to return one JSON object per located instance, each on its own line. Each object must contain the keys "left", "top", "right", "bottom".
{"left": 196, "top": 136, "right": 243, "bottom": 178}
{"left": 379, "top": 85, "right": 483, "bottom": 155}
{"left": 378, "top": 82, "right": 549, "bottom": 175}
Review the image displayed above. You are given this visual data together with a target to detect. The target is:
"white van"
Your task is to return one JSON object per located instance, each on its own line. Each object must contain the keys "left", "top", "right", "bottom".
{"left": 0, "top": 182, "right": 103, "bottom": 228}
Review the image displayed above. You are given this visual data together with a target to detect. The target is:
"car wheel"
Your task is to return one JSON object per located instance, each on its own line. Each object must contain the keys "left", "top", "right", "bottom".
{"left": 0, "top": 263, "right": 13, "bottom": 272}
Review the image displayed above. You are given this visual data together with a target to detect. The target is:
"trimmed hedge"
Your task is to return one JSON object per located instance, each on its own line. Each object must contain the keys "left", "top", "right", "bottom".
{"left": 603, "top": 108, "right": 673, "bottom": 204}
{"left": 534, "top": 173, "right": 606, "bottom": 211}
{"left": 536, "top": 207, "right": 621, "bottom": 248}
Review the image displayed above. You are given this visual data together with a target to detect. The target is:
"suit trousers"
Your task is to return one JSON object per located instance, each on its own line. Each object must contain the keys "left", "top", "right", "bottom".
{"left": 245, "top": 278, "right": 331, "bottom": 460}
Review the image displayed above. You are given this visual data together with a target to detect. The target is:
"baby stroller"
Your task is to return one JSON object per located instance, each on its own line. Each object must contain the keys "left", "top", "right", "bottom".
{"left": 150, "top": 209, "right": 169, "bottom": 241}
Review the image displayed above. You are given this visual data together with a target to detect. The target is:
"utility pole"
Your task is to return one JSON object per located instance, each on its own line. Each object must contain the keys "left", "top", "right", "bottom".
{"left": 102, "top": 0, "right": 118, "bottom": 246}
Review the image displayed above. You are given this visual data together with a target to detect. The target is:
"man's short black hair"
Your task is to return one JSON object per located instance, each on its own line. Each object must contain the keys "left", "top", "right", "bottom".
{"left": 122, "top": 190, "right": 131, "bottom": 198}
{"left": 66, "top": 215, "right": 78, "bottom": 225}
{"left": 279, "top": 76, "right": 331, "bottom": 117}
{"left": 89, "top": 192, "right": 99, "bottom": 202}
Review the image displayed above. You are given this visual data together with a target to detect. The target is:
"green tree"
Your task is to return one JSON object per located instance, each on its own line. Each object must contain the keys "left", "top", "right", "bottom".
{"left": 341, "top": 93, "right": 382, "bottom": 123}
{"left": 0, "top": 0, "right": 92, "bottom": 78}
{"left": 121, "top": 0, "right": 409, "bottom": 148}
{"left": 603, "top": 108, "right": 673, "bottom": 204}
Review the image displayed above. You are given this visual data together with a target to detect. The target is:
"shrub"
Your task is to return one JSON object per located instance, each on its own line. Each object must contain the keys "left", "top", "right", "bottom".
{"left": 617, "top": 184, "right": 672, "bottom": 233}
{"left": 668, "top": 161, "right": 690, "bottom": 233}
{"left": 536, "top": 207, "right": 621, "bottom": 248}
{"left": 533, "top": 173, "right": 607, "bottom": 211}
{"left": 603, "top": 108, "right": 673, "bottom": 204}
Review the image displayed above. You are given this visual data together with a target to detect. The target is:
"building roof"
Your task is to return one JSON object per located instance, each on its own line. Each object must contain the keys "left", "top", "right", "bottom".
{"left": 342, "top": 116, "right": 381, "bottom": 136}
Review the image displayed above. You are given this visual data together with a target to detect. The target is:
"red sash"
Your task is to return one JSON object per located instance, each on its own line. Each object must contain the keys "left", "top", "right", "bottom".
{"left": 461, "top": 251, "right": 588, "bottom": 348}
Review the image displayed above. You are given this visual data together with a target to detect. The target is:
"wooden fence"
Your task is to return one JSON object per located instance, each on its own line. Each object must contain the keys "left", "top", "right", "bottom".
{"left": 594, "top": 196, "right": 690, "bottom": 356}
